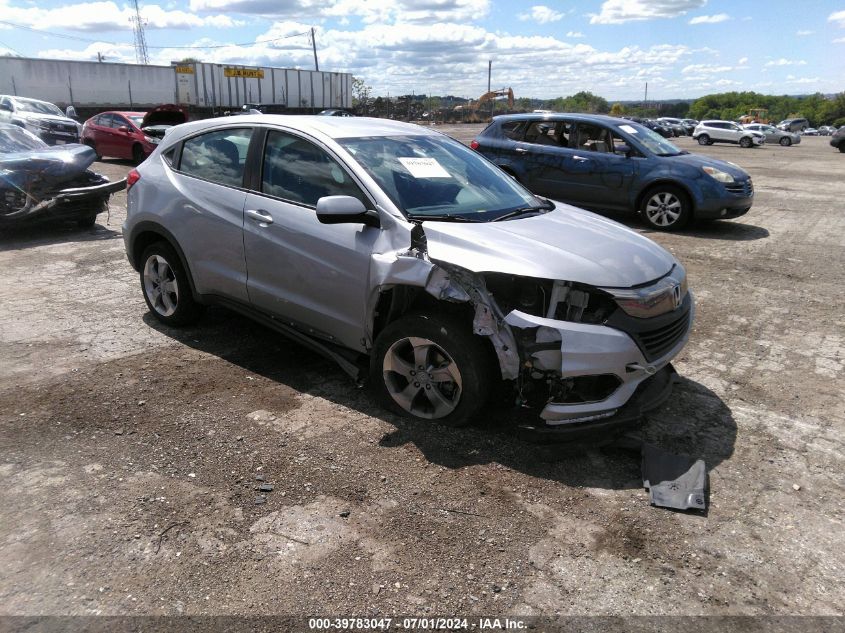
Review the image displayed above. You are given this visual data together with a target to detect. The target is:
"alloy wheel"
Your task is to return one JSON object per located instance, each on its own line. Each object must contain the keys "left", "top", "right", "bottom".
{"left": 645, "top": 192, "right": 682, "bottom": 227}
{"left": 143, "top": 254, "right": 179, "bottom": 317}
{"left": 382, "top": 336, "right": 463, "bottom": 419}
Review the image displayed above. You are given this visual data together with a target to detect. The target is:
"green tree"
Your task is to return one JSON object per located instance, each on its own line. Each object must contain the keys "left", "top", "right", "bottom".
{"left": 610, "top": 102, "right": 625, "bottom": 116}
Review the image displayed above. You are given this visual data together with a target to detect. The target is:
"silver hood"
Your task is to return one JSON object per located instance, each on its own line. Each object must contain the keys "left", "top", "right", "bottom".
{"left": 422, "top": 202, "right": 676, "bottom": 287}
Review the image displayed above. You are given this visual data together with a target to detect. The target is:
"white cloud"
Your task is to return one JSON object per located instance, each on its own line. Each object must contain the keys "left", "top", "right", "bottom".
{"left": 682, "top": 63, "right": 732, "bottom": 74}
{"left": 0, "top": 1, "right": 241, "bottom": 31}
{"left": 518, "top": 5, "right": 564, "bottom": 24}
{"left": 764, "top": 58, "right": 807, "bottom": 67}
{"left": 835, "top": 37, "right": 845, "bottom": 43}
{"left": 738, "top": 56, "right": 748, "bottom": 65}
{"left": 187, "top": 0, "right": 491, "bottom": 24}
{"left": 590, "top": 0, "right": 705, "bottom": 24}
{"left": 828, "top": 9, "right": 845, "bottom": 27}
{"left": 796, "top": 29, "right": 814, "bottom": 36}
{"left": 689, "top": 13, "right": 730, "bottom": 25}
{"left": 566, "top": 31, "right": 585, "bottom": 38}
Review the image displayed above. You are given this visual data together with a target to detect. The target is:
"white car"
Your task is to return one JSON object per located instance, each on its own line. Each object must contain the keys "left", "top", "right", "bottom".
{"left": 693, "top": 120, "right": 765, "bottom": 148}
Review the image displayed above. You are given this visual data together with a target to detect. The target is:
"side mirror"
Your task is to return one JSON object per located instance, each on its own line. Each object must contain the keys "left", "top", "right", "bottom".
{"left": 118, "top": 125, "right": 131, "bottom": 134}
{"left": 615, "top": 144, "right": 632, "bottom": 156}
{"left": 65, "top": 106, "right": 78, "bottom": 119}
{"left": 316, "top": 195, "right": 379, "bottom": 227}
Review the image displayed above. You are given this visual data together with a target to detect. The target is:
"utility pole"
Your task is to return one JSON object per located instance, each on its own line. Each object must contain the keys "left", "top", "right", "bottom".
{"left": 311, "top": 27, "right": 319, "bottom": 71}
{"left": 644, "top": 82, "right": 648, "bottom": 108}
{"left": 487, "top": 59, "right": 494, "bottom": 120}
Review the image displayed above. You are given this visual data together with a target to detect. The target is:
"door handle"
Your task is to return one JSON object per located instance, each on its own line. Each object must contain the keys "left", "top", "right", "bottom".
{"left": 514, "top": 147, "right": 528, "bottom": 154}
{"left": 572, "top": 155, "right": 591, "bottom": 162}
{"left": 245, "top": 209, "right": 274, "bottom": 225}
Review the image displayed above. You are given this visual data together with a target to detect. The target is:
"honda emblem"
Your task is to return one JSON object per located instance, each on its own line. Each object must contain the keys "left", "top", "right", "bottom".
{"left": 672, "top": 283, "right": 682, "bottom": 309}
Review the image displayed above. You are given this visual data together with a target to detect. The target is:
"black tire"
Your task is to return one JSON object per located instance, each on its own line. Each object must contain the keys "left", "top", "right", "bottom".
{"left": 139, "top": 241, "right": 203, "bottom": 326}
{"left": 76, "top": 214, "right": 97, "bottom": 228}
{"left": 370, "top": 311, "right": 494, "bottom": 427}
{"left": 739, "top": 136, "right": 753, "bottom": 148}
{"left": 84, "top": 139, "right": 102, "bottom": 160}
{"left": 839, "top": 145, "right": 845, "bottom": 153}
{"left": 132, "top": 144, "right": 145, "bottom": 165}
{"left": 779, "top": 136, "right": 792, "bottom": 147}
{"left": 697, "top": 134, "right": 710, "bottom": 146}
{"left": 640, "top": 184, "right": 692, "bottom": 231}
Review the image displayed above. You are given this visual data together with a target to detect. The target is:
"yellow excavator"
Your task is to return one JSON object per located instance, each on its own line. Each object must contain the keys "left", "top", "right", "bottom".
{"left": 455, "top": 88, "right": 514, "bottom": 121}
{"left": 739, "top": 108, "right": 770, "bottom": 124}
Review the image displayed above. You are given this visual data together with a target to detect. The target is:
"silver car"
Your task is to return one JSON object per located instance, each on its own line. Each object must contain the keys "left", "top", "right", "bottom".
{"left": 743, "top": 123, "right": 801, "bottom": 147}
{"left": 123, "top": 116, "right": 694, "bottom": 432}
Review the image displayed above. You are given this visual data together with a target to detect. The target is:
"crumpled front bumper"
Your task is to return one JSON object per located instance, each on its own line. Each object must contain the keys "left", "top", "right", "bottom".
{"left": 0, "top": 177, "right": 126, "bottom": 225}
{"left": 505, "top": 294, "right": 695, "bottom": 425}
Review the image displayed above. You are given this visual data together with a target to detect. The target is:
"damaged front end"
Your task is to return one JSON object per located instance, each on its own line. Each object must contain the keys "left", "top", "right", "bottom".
{"left": 0, "top": 126, "right": 125, "bottom": 227}
{"left": 370, "top": 221, "right": 693, "bottom": 434}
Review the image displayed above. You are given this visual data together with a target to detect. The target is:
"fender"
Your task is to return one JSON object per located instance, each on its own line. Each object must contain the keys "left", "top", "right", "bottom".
{"left": 127, "top": 220, "right": 201, "bottom": 301}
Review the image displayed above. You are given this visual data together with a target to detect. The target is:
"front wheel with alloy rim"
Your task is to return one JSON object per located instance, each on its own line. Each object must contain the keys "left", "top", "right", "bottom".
{"left": 140, "top": 241, "right": 203, "bottom": 325}
{"left": 739, "top": 136, "right": 753, "bottom": 148}
{"left": 779, "top": 136, "right": 792, "bottom": 146}
{"left": 640, "top": 185, "right": 691, "bottom": 231}
{"left": 371, "top": 312, "right": 494, "bottom": 427}
{"left": 697, "top": 134, "right": 710, "bottom": 145}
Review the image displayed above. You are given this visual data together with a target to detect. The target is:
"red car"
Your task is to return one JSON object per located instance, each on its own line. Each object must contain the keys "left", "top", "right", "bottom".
{"left": 81, "top": 105, "right": 186, "bottom": 163}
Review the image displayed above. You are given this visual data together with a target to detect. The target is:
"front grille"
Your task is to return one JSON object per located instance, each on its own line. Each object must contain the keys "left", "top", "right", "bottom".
{"left": 725, "top": 179, "right": 753, "bottom": 196}
{"left": 605, "top": 293, "right": 692, "bottom": 362}
{"left": 635, "top": 310, "right": 691, "bottom": 360}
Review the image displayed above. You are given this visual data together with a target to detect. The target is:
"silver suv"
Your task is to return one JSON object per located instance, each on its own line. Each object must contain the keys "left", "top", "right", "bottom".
{"left": 693, "top": 120, "right": 764, "bottom": 148}
{"left": 123, "top": 116, "right": 694, "bottom": 432}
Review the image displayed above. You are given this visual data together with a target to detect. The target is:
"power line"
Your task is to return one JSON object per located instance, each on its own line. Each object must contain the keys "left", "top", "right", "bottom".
{"left": 0, "top": 19, "right": 312, "bottom": 52}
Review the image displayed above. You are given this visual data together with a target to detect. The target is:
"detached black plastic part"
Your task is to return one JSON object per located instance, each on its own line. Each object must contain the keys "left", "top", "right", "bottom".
{"left": 641, "top": 443, "right": 707, "bottom": 511}
{"left": 516, "top": 363, "right": 678, "bottom": 444}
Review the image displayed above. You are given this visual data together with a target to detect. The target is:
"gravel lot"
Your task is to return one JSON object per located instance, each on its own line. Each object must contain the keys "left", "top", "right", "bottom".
{"left": 0, "top": 128, "right": 843, "bottom": 618}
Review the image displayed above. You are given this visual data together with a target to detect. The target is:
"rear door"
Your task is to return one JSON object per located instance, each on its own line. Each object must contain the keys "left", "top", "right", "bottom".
{"left": 168, "top": 126, "right": 253, "bottom": 302}
{"left": 242, "top": 128, "right": 377, "bottom": 351}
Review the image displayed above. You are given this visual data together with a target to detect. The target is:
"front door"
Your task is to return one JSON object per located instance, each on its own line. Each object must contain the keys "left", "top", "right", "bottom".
{"left": 243, "top": 128, "right": 378, "bottom": 351}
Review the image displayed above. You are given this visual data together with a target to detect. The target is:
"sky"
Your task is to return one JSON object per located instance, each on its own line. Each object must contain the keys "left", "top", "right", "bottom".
{"left": 0, "top": 0, "right": 844, "bottom": 100}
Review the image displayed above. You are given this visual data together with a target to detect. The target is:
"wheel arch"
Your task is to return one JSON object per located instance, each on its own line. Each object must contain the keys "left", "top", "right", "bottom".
{"left": 128, "top": 221, "right": 200, "bottom": 300}
{"left": 635, "top": 179, "right": 697, "bottom": 216}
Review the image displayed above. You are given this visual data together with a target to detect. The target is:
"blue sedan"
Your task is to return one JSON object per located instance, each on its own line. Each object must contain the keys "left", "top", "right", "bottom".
{"left": 470, "top": 113, "right": 754, "bottom": 231}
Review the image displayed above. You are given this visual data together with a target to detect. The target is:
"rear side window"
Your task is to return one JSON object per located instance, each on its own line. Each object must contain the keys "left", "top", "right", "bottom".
{"left": 499, "top": 121, "right": 524, "bottom": 140}
{"left": 178, "top": 128, "right": 252, "bottom": 188}
{"left": 261, "top": 130, "right": 367, "bottom": 207}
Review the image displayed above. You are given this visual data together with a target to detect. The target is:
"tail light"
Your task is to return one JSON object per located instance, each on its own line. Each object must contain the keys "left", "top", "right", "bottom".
{"left": 126, "top": 169, "right": 141, "bottom": 190}
{"left": 470, "top": 140, "right": 479, "bottom": 150}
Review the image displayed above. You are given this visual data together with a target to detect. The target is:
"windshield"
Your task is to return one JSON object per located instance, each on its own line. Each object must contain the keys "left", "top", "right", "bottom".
{"left": 128, "top": 116, "right": 144, "bottom": 128}
{"left": 0, "top": 125, "right": 48, "bottom": 152}
{"left": 14, "top": 98, "right": 64, "bottom": 117}
{"left": 338, "top": 134, "right": 543, "bottom": 221}
{"left": 616, "top": 121, "right": 682, "bottom": 156}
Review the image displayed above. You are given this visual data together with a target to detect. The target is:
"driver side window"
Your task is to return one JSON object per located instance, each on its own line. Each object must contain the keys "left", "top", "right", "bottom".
{"left": 261, "top": 130, "right": 368, "bottom": 208}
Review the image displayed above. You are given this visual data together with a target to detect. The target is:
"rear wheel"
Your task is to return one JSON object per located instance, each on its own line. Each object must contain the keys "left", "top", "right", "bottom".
{"left": 779, "top": 136, "right": 791, "bottom": 147}
{"left": 140, "top": 241, "right": 203, "bottom": 326}
{"left": 371, "top": 312, "right": 493, "bottom": 427}
{"left": 697, "top": 134, "right": 710, "bottom": 146}
{"left": 76, "top": 214, "right": 97, "bottom": 228}
{"left": 640, "top": 185, "right": 691, "bottom": 231}
{"left": 839, "top": 145, "right": 845, "bottom": 153}
{"left": 132, "top": 144, "right": 145, "bottom": 164}
{"left": 739, "top": 136, "right": 753, "bottom": 148}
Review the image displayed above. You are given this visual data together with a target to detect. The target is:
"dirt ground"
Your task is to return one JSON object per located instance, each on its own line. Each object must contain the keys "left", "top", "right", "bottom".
{"left": 0, "top": 128, "right": 843, "bottom": 619}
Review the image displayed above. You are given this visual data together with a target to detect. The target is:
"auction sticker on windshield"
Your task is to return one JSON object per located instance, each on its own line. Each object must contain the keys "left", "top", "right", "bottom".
{"left": 619, "top": 124, "right": 638, "bottom": 134}
{"left": 399, "top": 157, "right": 451, "bottom": 178}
